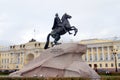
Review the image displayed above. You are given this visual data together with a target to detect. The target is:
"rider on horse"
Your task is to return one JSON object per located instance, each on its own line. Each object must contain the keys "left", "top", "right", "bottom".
{"left": 52, "top": 13, "right": 72, "bottom": 34}
{"left": 44, "top": 13, "right": 78, "bottom": 49}
{"left": 52, "top": 13, "right": 61, "bottom": 30}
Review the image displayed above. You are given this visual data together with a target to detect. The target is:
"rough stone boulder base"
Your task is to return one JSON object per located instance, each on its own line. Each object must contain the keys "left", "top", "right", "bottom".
{"left": 10, "top": 43, "right": 100, "bottom": 79}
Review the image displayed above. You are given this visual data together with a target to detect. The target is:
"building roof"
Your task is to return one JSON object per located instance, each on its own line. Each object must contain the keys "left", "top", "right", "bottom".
{"left": 80, "top": 39, "right": 113, "bottom": 44}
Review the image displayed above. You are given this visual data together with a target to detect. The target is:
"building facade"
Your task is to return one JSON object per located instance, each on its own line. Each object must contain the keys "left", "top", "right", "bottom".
{"left": 0, "top": 38, "right": 120, "bottom": 72}
{"left": 0, "top": 39, "right": 45, "bottom": 72}
{"left": 80, "top": 39, "right": 120, "bottom": 72}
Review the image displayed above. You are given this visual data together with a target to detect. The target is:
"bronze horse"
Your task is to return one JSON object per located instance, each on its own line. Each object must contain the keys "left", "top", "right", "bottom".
{"left": 44, "top": 13, "right": 78, "bottom": 49}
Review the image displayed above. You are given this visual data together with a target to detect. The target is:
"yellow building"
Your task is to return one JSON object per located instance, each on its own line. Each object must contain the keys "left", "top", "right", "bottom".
{"left": 0, "top": 39, "right": 45, "bottom": 72}
{"left": 80, "top": 39, "right": 120, "bottom": 72}
{"left": 1, "top": 38, "right": 120, "bottom": 72}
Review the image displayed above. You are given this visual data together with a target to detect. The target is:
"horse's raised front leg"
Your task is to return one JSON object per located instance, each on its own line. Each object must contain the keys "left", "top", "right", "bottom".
{"left": 70, "top": 26, "right": 78, "bottom": 36}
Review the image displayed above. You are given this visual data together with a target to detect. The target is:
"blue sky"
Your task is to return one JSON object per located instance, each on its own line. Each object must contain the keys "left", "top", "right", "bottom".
{"left": 0, "top": 0, "right": 120, "bottom": 46}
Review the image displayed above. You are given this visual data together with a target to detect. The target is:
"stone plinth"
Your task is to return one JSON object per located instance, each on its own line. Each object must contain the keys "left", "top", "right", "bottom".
{"left": 10, "top": 43, "right": 100, "bottom": 79}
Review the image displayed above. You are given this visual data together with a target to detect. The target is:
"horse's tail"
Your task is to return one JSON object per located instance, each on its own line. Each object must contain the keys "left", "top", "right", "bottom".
{"left": 44, "top": 33, "right": 51, "bottom": 49}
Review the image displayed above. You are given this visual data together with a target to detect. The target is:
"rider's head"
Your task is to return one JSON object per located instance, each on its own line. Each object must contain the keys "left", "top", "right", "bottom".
{"left": 55, "top": 13, "right": 58, "bottom": 17}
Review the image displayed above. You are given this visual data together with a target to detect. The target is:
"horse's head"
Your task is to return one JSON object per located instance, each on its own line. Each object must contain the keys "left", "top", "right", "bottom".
{"left": 61, "top": 13, "right": 72, "bottom": 22}
{"left": 64, "top": 13, "right": 72, "bottom": 19}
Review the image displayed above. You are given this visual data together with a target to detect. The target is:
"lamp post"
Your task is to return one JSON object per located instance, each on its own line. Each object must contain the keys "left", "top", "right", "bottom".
{"left": 112, "top": 49, "right": 118, "bottom": 72}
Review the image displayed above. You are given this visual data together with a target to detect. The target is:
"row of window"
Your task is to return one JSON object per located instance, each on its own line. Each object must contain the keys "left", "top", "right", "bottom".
{"left": 35, "top": 43, "right": 41, "bottom": 47}
{"left": 84, "top": 53, "right": 115, "bottom": 61}
{"left": 10, "top": 45, "right": 26, "bottom": 49}
{"left": 1, "top": 65, "right": 9, "bottom": 69}
{"left": 1, "top": 65, "right": 19, "bottom": 69}
{"left": 1, "top": 57, "right": 24, "bottom": 64}
{"left": 89, "top": 63, "right": 120, "bottom": 68}
{"left": 1, "top": 52, "right": 24, "bottom": 57}
{"left": 10, "top": 43, "right": 41, "bottom": 49}
{"left": 87, "top": 46, "right": 113, "bottom": 52}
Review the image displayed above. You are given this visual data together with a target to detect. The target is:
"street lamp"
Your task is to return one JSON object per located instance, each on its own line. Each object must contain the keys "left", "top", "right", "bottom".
{"left": 112, "top": 49, "right": 118, "bottom": 72}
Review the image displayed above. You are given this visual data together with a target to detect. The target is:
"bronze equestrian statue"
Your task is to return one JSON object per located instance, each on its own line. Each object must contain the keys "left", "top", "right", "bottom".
{"left": 44, "top": 13, "right": 78, "bottom": 49}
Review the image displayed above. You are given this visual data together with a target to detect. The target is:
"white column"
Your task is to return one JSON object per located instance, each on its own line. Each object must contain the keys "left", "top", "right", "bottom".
{"left": 107, "top": 46, "right": 110, "bottom": 60}
{"left": 91, "top": 47, "right": 94, "bottom": 61}
{"left": 86, "top": 49, "right": 89, "bottom": 61}
{"left": 96, "top": 47, "right": 99, "bottom": 61}
{"left": 23, "top": 53, "right": 25, "bottom": 65}
{"left": 102, "top": 47, "right": 104, "bottom": 60}
{"left": 20, "top": 52, "right": 23, "bottom": 64}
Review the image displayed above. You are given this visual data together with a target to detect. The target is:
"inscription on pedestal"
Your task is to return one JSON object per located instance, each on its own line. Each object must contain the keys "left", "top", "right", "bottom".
{"left": 50, "top": 48, "right": 64, "bottom": 53}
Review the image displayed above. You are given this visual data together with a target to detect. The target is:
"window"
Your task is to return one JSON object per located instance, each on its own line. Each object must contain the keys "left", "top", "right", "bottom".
{"left": 94, "top": 54, "right": 97, "bottom": 61}
{"left": 90, "top": 54, "right": 92, "bottom": 61}
{"left": 5, "top": 59, "right": 6, "bottom": 64}
{"left": 13, "top": 46, "right": 15, "bottom": 48}
{"left": 117, "top": 54, "right": 120, "bottom": 59}
{"left": 105, "top": 63, "right": 108, "bottom": 67}
{"left": 11, "top": 58, "right": 13, "bottom": 63}
{"left": 16, "top": 65, "right": 18, "bottom": 68}
{"left": 94, "top": 64, "right": 97, "bottom": 68}
{"left": 7, "top": 59, "right": 9, "bottom": 63}
{"left": 20, "top": 45, "right": 22, "bottom": 48}
{"left": 10, "top": 46, "right": 12, "bottom": 49}
{"left": 119, "top": 63, "right": 120, "bottom": 67}
{"left": 89, "top": 64, "right": 92, "bottom": 67}
{"left": 2, "top": 59, "right": 4, "bottom": 64}
{"left": 85, "top": 55, "right": 87, "bottom": 61}
{"left": 100, "top": 64, "right": 102, "bottom": 67}
{"left": 35, "top": 43, "right": 37, "bottom": 47}
{"left": 23, "top": 45, "right": 25, "bottom": 48}
{"left": 18, "top": 58, "right": 20, "bottom": 64}
{"left": 105, "top": 53, "right": 108, "bottom": 60}
{"left": 21, "top": 52, "right": 23, "bottom": 55}
{"left": 39, "top": 43, "right": 40, "bottom": 46}
{"left": 111, "top": 63, "right": 114, "bottom": 67}
{"left": 111, "top": 54, "right": 114, "bottom": 60}
{"left": 11, "top": 53, "right": 13, "bottom": 56}
{"left": 100, "top": 53, "right": 103, "bottom": 60}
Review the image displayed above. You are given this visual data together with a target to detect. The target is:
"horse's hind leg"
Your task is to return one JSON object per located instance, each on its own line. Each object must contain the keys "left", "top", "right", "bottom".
{"left": 54, "top": 34, "right": 61, "bottom": 45}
